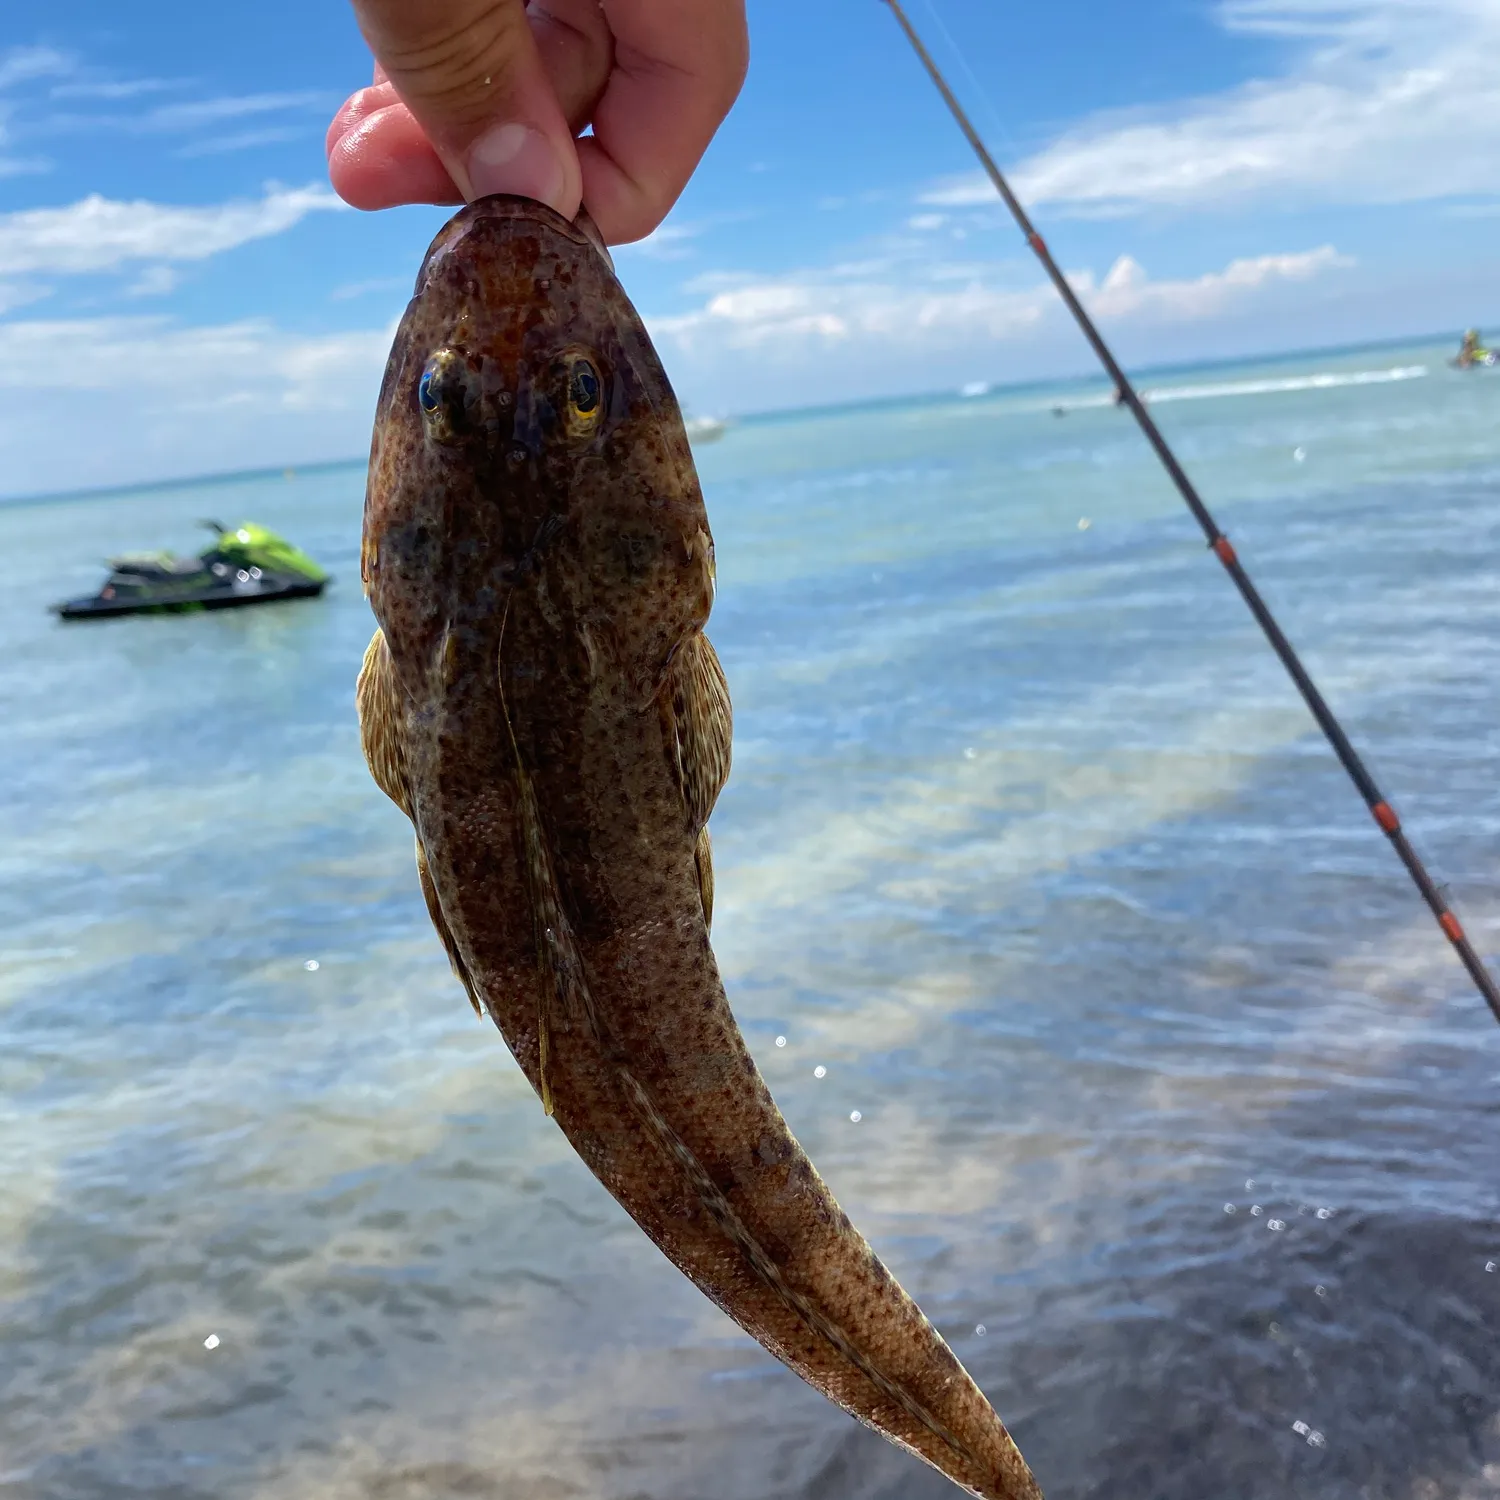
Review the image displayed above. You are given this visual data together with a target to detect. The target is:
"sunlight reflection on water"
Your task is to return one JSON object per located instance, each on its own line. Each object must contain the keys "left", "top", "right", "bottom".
{"left": 1, "top": 341, "right": 1499, "bottom": 1498}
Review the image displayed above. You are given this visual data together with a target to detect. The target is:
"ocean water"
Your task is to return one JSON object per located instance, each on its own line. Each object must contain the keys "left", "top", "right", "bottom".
{"left": 2, "top": 337, "right": 1498, "bottom": 1500}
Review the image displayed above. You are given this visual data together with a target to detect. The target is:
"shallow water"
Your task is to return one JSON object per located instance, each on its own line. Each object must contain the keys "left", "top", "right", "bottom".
{"left": 2, "top": 337, "right": 1498, "bottom": 1500}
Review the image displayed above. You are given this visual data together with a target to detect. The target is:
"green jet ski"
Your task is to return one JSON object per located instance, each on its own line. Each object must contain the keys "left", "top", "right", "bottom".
{"left": 1452, "top": 329, "right": 1496, "bottom": 368}
{"left": 53, "top": 520, "right": 330, "bottom": 621}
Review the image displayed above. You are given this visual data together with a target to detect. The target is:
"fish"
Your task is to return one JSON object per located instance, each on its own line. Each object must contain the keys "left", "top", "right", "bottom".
{"left": 355, "top": 193, "right": 1042, "bottom": 1500}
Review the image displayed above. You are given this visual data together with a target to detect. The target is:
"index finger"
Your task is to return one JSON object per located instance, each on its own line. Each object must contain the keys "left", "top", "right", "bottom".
{"left": 574, "top": 0, "right": 748, "bottom": 244}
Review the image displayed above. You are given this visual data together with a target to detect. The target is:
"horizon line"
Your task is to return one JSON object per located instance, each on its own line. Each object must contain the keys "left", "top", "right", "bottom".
{"left": 0, "top": 327, "right": 1463, "bottom": 509}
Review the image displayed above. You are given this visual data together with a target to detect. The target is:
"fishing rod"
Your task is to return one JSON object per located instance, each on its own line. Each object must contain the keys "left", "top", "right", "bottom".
{"left": 883, "top": 0, "right": 1500, "bottom": 1027}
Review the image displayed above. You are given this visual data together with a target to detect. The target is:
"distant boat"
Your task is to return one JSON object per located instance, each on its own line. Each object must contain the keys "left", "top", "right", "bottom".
{"left": 959, "top": 380, "right": 990, "bottom": 398}
{"left": 684, "top": 414, "right": 730, "bottom": 445}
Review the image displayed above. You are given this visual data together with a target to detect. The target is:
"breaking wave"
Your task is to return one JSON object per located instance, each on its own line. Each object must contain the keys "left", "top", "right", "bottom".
{"left": 1038, "top": 363, "right": 1430, "bottom": 413}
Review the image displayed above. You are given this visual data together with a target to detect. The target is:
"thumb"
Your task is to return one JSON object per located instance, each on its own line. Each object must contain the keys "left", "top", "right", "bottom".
{"left": 349, "top": 0, "right": 582, "bottom": 216}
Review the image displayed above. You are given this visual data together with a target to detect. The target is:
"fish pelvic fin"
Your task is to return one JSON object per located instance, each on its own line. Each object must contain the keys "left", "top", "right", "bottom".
{"left": 416, "top": 836, "right": 483, "bottom": 1019}
{"left": 694, "top": 826, "right": 715, "bottom": 931}
{"left": 496, "top": 598, "right": 600, "bottom": 1117}
{"left": 357, "top": 630, "right": 483, "bottom": 1020}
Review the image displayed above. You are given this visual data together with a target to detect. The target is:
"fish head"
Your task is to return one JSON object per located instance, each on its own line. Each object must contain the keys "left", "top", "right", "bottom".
{"left": 362, "top": 195, "right": 714, "bottom": 705}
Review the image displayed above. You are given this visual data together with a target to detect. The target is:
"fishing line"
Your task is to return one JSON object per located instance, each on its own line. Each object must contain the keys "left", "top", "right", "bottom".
{"left": 918, "top": 0, "right": 1023, "bottom": 163}
{"left": 882, "top": 0, "right": 1500, "bottom": 1028}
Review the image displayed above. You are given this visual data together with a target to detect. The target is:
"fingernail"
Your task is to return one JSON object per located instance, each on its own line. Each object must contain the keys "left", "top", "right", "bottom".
{"left": 464, "top": 122, "right": 567, "bottom": 211}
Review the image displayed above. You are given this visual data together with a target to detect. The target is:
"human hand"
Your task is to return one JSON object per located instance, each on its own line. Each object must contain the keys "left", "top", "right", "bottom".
{"left": 326, "top": 0, "right": 749, "bottom": 245}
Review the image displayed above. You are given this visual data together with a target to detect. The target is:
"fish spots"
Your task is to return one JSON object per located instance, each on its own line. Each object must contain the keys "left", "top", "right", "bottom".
{"left": 358, "top": 195, "right": 1039, "bottom": 1500}
{"left": 615, "top": 530, "right": 660, "bottom": 581}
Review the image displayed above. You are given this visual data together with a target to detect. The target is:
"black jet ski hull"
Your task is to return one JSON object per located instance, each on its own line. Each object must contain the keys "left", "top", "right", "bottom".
{"left": 54, "top": 578, "right": 327, "bottom": 621}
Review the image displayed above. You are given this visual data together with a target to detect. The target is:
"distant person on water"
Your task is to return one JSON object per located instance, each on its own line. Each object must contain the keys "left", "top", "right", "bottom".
{"left": 1455, "top": 329, "right": 1492, "bottom": 368}
{"left": 326, "top": 0, "right": 749, "bottom": 244}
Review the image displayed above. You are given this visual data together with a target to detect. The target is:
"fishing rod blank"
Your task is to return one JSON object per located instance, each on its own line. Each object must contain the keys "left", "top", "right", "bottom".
{"left": 883, "top": 0, "right": 1500, "bottom": 1027}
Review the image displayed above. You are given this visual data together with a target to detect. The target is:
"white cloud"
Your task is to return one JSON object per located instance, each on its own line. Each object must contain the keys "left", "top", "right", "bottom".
{"left": 0, "top": 281, "right": 48, "bottom": 315}
{"left": 125, "top": 265, "right": 180, "bottom": 298}
{"left": 0, "top": 183, "right": 346, "bottom": 277}
{"left": 0, "top": 46, "right": 72, "bottom": 92}
{"left": 174, "top": 127, "right": 308, "bottom": 159}
{"left": 49, "top": 78, "right": 176, "bottom": 102}
{"left": 651, "top": 243, "right": 1351, "bottom": 356}
{"left": 139, "top": 91, "right": 328, "bottom": 132}
{"left": 1084, "top": 244, "right": 1352, "bottom": 319}
{"left": 39, "top": 88, "right": 332, "bottom": 157}
{"left": 619, "top": 220, "right": 706, "bottom": 261}
{"left": 0, "top": 313, "right": 390, "bottom": 398}
{"left": 43, "top": 92, "right": 329, "bottom": 137}
{"left": 618, "top": 212, "right": 760, "bottom": 261}
{"left": 329, "top": 275, "right": 412, "bottom": 303}
{"left": 0, "top": 155, "right": 49, "bottom": 179}
{"left": 0, "top": 46, "right": 70, "bottom": 177}
{"left": 0, "top": 313, "right": 393, "bottom": 496}
{"left": 922, "top": 0, "right": 1500, "bottom": 214}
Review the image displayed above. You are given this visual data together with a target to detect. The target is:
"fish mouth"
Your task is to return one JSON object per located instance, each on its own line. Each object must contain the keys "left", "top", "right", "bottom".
{"left": 413, "top": 194, "right": 615, "bottom": 294}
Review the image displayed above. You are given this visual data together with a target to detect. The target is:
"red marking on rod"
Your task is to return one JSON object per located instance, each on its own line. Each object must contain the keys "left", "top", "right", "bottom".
{"left": 1440, "top": 912, "right": 1465, "bottom": 943}
{"left": 1028, "top": 232, "right": 1046, "bottom": 254}
{"left": 1212, "top": 536, "right": 1238, "bottom": 566}
{"left": 1372, "top": 801, "right": 1400, "bottom": 833}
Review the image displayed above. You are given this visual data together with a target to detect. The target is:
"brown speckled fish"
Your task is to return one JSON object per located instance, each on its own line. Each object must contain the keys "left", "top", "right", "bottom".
{"left": 355, "top": 194, "right": 1041, "bottom": 1500}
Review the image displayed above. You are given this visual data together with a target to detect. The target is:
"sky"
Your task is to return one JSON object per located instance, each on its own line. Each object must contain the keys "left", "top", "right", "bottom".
{"left": 1, "top": 0, "right": 1498, "bottom": 497}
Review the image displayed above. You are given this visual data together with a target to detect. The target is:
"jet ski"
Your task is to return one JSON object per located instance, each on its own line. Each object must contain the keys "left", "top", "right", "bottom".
{"left": 1452, "top": 329, "right": 1496, "bottom": 368}
{"left": 53, "top": 521, "right": 329, "bottom": 621}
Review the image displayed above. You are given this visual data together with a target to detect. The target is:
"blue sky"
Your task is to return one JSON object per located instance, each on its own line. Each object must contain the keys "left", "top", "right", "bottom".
{"left": 1, "top": 0, "right": 1496, "bottom": 496}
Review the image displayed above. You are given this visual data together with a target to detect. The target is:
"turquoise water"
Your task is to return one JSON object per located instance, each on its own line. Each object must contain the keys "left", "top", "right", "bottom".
{"left": 2, "top": 337, "right": 1498, "bottom": 1498}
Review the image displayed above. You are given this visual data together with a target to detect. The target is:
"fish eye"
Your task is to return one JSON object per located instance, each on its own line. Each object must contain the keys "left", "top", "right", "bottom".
{"left": 569, "top": 360, "right": 600, "bottom": 415}
{"left": 554, "top": 349, "right": 604, "bottom": 440}
{"left": 416, "top": 346, "right": 478, "bottom": 443}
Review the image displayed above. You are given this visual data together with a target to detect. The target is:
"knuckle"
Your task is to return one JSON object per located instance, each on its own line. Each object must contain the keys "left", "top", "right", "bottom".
{"left": 378, "top": 0, "right": 534, "bottom": 115}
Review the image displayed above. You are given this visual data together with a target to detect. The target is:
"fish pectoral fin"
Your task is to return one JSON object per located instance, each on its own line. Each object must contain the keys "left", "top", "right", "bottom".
{"left": 665, "top": 633, "right": 729, "bottom": 929}
{"left": 356, "top": 628, "right": 412, "bottom": 817}
{"left": 360, "top": 629, "right": 481, "bottom": 1021}
{"left": 416, "top": 837, "right": 483, "bottom": 1018}
{"left": 661, "top": 628, "right": 732, "bottom": 837}
{"left": 654, "top": 632, "right": 730, "bottom": 931}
